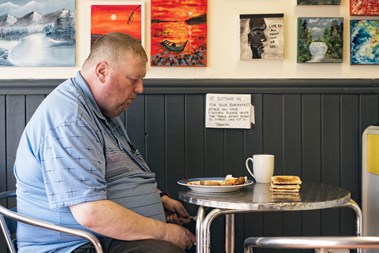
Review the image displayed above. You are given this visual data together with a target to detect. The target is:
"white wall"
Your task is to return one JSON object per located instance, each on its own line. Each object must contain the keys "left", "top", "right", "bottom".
{"left": 0, "top": 0, "right": 378, "bottom": 79}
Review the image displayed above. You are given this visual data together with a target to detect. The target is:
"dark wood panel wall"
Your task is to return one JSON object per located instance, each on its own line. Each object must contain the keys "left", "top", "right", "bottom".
{"left": 1, "top": 79, "right": 379, "bottom": 253}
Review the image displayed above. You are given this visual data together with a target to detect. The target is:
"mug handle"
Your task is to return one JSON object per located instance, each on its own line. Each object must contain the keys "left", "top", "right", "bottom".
{"left": 245, "top": 157, "right": 255, "bottom": 179}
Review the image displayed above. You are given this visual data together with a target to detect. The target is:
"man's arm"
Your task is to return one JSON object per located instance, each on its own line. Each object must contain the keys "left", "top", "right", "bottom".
{"left": 70, "top": 200, "right": 195, "bottom": 249}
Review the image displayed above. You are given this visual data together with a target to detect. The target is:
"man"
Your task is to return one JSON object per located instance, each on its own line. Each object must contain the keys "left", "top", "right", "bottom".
{"left": 13, "top": 32, "right": 196, "bottom": 253}
{"left": 247, "top": 17, "right": 267, "bottom": 59}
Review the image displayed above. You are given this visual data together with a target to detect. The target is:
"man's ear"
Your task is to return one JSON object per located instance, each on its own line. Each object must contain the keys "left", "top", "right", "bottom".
{"left": 95, "top": 61, "right": 108, "bottom": 83}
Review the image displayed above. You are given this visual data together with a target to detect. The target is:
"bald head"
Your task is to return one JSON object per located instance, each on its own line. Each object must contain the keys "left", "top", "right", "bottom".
{"left": 83, "top": 32, "right": 147, "bottom": 69}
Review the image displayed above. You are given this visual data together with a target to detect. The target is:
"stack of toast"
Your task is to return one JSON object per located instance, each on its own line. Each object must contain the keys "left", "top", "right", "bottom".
{"left": 270, "top": 175, "right": 302, "bottom": 201}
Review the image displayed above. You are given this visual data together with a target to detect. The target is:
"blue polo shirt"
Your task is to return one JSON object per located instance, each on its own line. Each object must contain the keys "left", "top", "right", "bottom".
{"left": 14, "top": 72, "right": 165, "bottom": 253}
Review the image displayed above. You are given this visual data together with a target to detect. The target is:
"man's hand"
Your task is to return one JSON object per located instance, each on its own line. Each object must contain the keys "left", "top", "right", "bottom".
{"left": 164, "top": 223, "right": 196, "bottom": 250}
{"left": 161, "top": 195, "right": 192, "bottom": 225}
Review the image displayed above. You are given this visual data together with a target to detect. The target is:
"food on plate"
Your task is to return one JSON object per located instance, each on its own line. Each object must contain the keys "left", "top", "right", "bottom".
{"left": 199, "top": 180, "right": 220, "bottom": 186}
{"left": 270, "top": 175, "right": 302, "bottom": 193}
{"left": 223, "top": 176, "right": 246, "bottom": 185}
{"left": 187, "top": 175, "right": 247, "bottom": 186}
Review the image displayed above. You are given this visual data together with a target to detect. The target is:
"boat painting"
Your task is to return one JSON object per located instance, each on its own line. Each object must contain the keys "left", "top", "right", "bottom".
{"left": 151, "top": 0, "right": 207, "bottom": 67}
{"left": 160, "top": 40, "right": 188, "bottom": 52}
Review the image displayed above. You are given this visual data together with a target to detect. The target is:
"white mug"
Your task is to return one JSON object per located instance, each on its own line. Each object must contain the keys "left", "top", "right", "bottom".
{"left": 245, "top": 154, "right": 275, "bottom": 183}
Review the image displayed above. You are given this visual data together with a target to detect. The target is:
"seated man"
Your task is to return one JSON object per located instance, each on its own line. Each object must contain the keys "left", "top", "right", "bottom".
{"left": 13, "top": 32, "right": 195, "bottom": 253}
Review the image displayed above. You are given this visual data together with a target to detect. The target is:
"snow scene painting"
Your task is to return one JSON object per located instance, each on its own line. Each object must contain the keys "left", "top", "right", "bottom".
{"left": 0, "top": 0, "right": 76, "bottom": 67}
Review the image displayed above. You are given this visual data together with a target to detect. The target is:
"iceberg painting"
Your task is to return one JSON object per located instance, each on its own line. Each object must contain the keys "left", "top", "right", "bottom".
{"left": 350, "top": 20, "right": 379, "bottom": 65}
{"left": 0, "top": 0, "right": 76, "bottom": 67}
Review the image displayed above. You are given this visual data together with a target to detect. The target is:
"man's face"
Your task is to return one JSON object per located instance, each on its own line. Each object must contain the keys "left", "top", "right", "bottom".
{"left": 100, "top": 53, "right": 146, "bottom": 118}
{"left": 248, "top": 18, "right": 267, "bottom": 59}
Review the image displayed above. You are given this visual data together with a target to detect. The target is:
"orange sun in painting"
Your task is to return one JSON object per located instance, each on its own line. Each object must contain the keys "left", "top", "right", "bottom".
{"left": 91, "top": 5, "right": 142, "bottom": 40}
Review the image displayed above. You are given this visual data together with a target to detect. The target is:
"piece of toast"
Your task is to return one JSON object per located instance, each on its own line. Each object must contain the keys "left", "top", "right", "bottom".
{"left": 271, "top": 175, "right": 302, "bottom": 185}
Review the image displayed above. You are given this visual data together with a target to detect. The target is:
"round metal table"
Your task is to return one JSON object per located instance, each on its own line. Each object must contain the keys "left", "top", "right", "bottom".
{"left": 178, "top": 182, "right": 362, "bottom": 253}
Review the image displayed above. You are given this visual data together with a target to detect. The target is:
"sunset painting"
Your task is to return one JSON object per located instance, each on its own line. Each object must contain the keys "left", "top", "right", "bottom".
{"left": 91, "top": 3, "right": 144, "bottom": 47}
{"left": 151, "top": 0, "right": 207, "bottom": 67}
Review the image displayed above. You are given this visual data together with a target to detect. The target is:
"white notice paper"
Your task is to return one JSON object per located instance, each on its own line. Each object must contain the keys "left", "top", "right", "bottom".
{"left": 205, "top": 93, "right": 252, "bottom": 129}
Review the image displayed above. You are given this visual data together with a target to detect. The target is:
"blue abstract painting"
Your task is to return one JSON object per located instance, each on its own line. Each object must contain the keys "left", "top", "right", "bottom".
{"left": 0, "top": 0, "right": 76, "bottom": 67}
{"left": 351, "top": 20, "right": 379, "bottom": 65}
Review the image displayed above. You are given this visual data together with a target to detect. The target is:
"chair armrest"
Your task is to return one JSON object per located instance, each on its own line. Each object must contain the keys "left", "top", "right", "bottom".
{"left": 244, "top": 236, "right": 379, "bottom": 252}
{"left": 0, "top": 193, "right": 104, "bottom": 253}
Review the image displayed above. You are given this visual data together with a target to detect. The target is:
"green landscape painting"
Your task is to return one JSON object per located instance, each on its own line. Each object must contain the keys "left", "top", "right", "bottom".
{"left": 298, "top": 0, "right": 341, "bottom": 5}
{"left": 297, "top": 17, "right": 343, "bottom": 63}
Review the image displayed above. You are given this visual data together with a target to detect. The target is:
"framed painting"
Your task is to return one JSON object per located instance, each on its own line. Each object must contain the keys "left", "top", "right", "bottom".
{"left": 350, "top": 0, "right": 379, "bottom": 16}
{"left": 0, "top": 0, "right": 76, "bottom": 67}
{"left": 298, "top": 0, "right": 341, "bottom": 5}
{"left": 150, "top": 0, "right": 207, "bottom": 67}
{"left": 91, "top": 2, "right": 144, "bottom": 47}
{"left": 297, "top": 17, "right": 343, "bottom": 63}
{"left": 351, "top": 20, "right": 379, "bottom": 65}
{"left": 240, "top": 14, "right": 284, "bottom": 60}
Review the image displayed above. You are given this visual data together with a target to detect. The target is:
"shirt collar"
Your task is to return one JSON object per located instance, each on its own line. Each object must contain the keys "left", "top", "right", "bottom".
{"left": 73, "top": 71, "right": 106, "bottom": 121}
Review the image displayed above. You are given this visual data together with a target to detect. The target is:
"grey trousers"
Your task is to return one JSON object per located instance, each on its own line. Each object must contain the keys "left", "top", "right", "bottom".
{"left": 72, "top": 238, "right": 187, "bottom": 253}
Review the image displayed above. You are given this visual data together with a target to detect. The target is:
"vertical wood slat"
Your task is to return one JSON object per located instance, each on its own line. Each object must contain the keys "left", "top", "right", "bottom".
{"left": 1, "top": 81, "right": 379, "bottom": 253}
{"left": 183, "top": 95, "right": 206, "bottom": 219}
{"left": 145, "top": 95, "right": 166, "bottom": 190}
{"left": 166, "top": 95, "right": 185, "bottom": 197}
{"left": 185, "top": 94, "right": 205, "bottom": 178}
{"left": 302, "top": 95, "right": 322, "bottom": 238}
{"left": 282, "top": 94, "right": 302, "bottom": 251}
{"left": 261, "top": 94, "right": 285, "bottom": 253}
{"left": 340, "top": 95, "right": 360, "bottom": 235}
{"left": 0, "top": 96, "right": 5, "bottom": 194}
{"left": 6, "top": 95, "right": 25, "bottom": 191}
{"left": 243, "top": 94, "right": 264, "bottom": 252}
{"left": 321, "top": 95, "right": 341, "bottom": 236}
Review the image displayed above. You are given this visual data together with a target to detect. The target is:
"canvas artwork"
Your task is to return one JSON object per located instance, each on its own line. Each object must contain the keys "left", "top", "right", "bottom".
{"left": 297, "top": 0, "right": 341, "bottom": 5}
{"left": 91, "top": 3, "right": 144, "bottom": 47}
{"left": 297, "top": 17, "right": 343, "bottom": 63}
{"left": 0, "top": 0, "right": 76, "bottom": 67}
{"left": 150, "top": 0, "right": 207, "bottom": 67}
{"left": 351, "top": 20, "right": 379, "bottom": 65}
{"left": 240, "top": 14, "right": 284, "bottom": 60}
{"left": 350, "top": 0, "right": 379, "bottom": 16}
